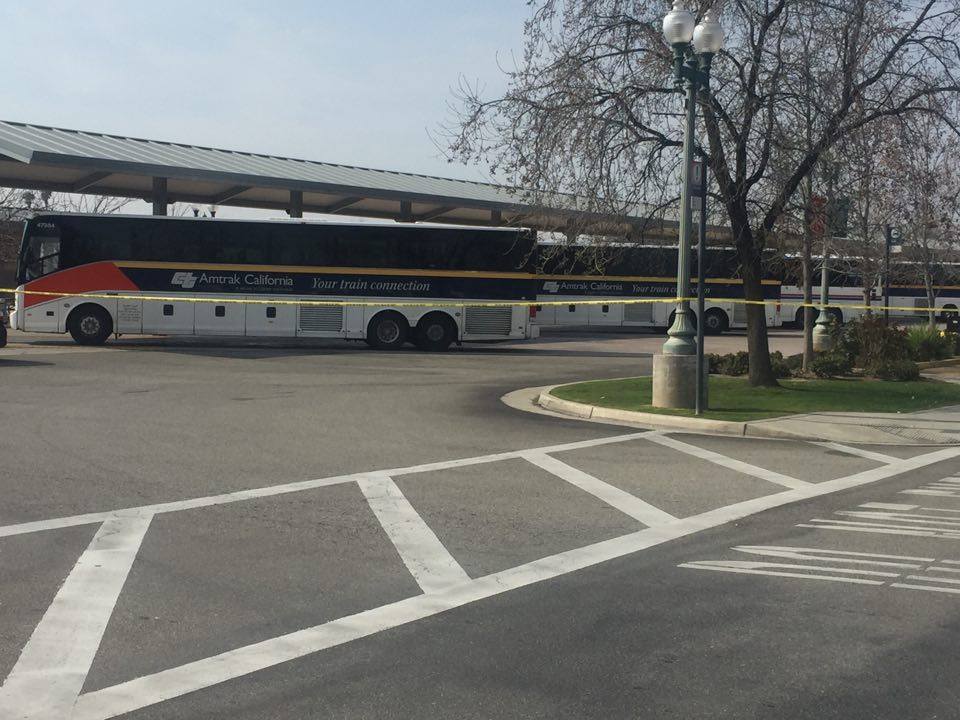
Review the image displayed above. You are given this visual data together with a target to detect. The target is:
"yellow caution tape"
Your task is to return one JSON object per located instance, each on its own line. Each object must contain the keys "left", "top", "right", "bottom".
{"left": 0, "top": 287, "right": 953, "bottom": 315}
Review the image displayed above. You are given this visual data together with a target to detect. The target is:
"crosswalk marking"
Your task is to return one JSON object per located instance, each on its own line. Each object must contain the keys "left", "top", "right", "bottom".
{"left": 0, "top": 515, "right": 153, "bottom": 719}
{"left": 813, "top": 442, "right": 899, "bottom": 464}
{"left": 4, "top": 441, "right": 959, "bottom": 720}
{"left": 641, "top": 433, "right": 811, "bottom": 490}
{"left": 521, "top": 451, "right": 678, "bottom": 527}
{"left": 357, "top": 474, "right": 471, "bottom": 593}
{"left": 681, "top": 545, "right": 960, "bottom": 596}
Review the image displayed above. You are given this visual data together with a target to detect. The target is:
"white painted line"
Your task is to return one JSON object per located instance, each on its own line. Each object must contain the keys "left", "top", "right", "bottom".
{"left": 0, "top": 432, "right": 652, "bottom": 539}
{"left": 859, "top": 502, "right": 919, "bottom": 511}
{"left": 891, "top": 582, "right": 960, "bottom": 595}
{"left": 837, "top": 511, "right": 960, "bottom": 527}
{"left": 642, "top": 433, "right": 811, "bottom": 490}
{"left": 0, "top": 515, "right": 152, "bottom": 719}
{"left": 900, "top": 489, "right": 960, "bottom": 497}
{"left": 798, "top": 523, "right": 960, "bottom": 539}
{"left": 905, "top": 574, "right": 960, "bottom": 586}
{"left": 814, "top": 442, "right": 899, "bottom": 464}
{"left": 807, "top": 518, "right": 960, "bottom": 534}
{"left": 732, "top": 545, "right": 930, "bottom": 567}
{"left": 678, "top": 563, "right": 885, "bottom": 585}
{"left": 356, "top": 474, "right": 470, "bottom": 593}
{"left": 521, "top": 451, "right": 677, "bottom": 527}
{"left": 69, "top": 446, "right": 960, "bottom": 720}
{"left": 686, "top": 559, "right": 899, "bottom": 577}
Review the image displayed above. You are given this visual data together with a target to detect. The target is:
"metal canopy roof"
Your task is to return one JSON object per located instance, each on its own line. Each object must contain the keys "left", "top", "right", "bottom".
{"left": 0, "top": 120, "right": 673, "bottom": 234}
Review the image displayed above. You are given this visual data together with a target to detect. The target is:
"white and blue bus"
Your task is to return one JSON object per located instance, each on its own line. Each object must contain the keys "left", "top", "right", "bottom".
{"left": 13, "top": 214, "right": 540, "bottom": 350}
{"left": 531, "top": 245, "right": 782, "bottom": 334}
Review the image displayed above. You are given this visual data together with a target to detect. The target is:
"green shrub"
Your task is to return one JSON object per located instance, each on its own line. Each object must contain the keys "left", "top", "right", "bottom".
{"left": 717, "top": 351, "right": 750, "bottom": 376}
{"left": 708, "top": 351, "right": 796, "bottom": 378}
{"left": 707, "top": 353, "right": 723, "bottom": 374}
{"left": 810, "top": 351, "right": 854, "bottom": 378}
{"left": 769, "top": 351, "right": 794, "bottom": 379}
{"left": 783, "top": 353, "right": 805, "bottom": 372}
{"left": 872, "top": 359, "right": 920, "bottom": 381}
{"left": 837, "top": 316, "right": 910, "bottom": 373}
{"left": 907, "top": 326, "right": 954, "bottom": 361}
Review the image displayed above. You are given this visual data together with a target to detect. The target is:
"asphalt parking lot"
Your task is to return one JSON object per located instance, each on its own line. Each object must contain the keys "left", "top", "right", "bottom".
{"left": 2, "top": 328, "right": 960, "bottom": 719}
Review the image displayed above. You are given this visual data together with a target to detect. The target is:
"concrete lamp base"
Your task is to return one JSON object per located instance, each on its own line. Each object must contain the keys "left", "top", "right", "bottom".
{"left": 652, "top": 354, "right": 708, "bottom": 409}
{"left": 812, "top": 323, "right": 833, "bottom": 352}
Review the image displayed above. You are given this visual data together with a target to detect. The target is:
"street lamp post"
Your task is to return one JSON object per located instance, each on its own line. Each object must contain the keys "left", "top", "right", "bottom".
{"left": 812, "top": 241, "right": 832, "bottom": 351}
{"left": 653, "top": 1, "right": 724, "bottom": 408}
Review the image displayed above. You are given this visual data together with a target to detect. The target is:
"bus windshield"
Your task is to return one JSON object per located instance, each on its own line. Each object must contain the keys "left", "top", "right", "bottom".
{"left": 19, "top": 230, "right": 61, "bottom": 282}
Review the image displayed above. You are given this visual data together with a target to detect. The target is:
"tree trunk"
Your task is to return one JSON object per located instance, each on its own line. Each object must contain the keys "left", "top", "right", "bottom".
{"left": 927, "top": 280, "right": 936, "bottom": 330}
{"left": 802, "top": 226, "right": 814, "bottom": 370}
{"left": 743, "top": 253, "right": 779, "bottom": 386}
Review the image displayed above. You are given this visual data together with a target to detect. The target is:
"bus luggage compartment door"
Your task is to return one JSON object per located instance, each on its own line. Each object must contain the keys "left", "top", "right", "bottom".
{"left": 588, "top": 302, "right": 622, "bottom": 326}
{"left": 246, "top": 301, "right": 296, "bottom": 337}
{"left": 142, "top": 299, "right": 195, "bottom": 335}
{"left": 196, "top": 300, "right": 245, "bottom": 336}
{"left": 556, "top": 300, "right": 589, "bottom": 325}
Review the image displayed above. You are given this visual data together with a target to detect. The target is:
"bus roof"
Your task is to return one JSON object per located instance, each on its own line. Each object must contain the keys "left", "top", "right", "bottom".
{"left": 27, "top": 212, "right": 533, "bottom": 234}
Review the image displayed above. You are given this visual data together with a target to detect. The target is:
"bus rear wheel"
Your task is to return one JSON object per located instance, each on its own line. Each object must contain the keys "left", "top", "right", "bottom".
{"left": 68, "top": 305, "right": 113, "bottom": 346}
{"left": 703, "top": 308, "right": 728, "bottom": 335}
{"left": 414, "top": 313, "right": 457, "bottom": 352}
{"left": 365, "top": 311, "right": 408, "bottom": 350}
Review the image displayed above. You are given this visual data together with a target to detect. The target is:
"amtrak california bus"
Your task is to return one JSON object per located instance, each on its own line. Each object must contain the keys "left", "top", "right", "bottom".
{"left": 531, "top": 245, "right": 782, "bottom": 334}
{"left": 13, "top": 214, "right": 540, "bottom": 350}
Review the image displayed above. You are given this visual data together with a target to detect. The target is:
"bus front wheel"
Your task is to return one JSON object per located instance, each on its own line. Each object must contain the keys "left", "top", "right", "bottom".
{"left": 365, "top": 311, "right": 409, "bottom": 350}
{"left": 414, "top": 312, "right": 457, "bottom": 352}
{"left": 67, "top": 305, "right": 113, "bottom": 346}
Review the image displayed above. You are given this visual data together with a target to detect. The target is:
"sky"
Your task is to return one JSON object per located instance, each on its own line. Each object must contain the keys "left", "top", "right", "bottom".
{"left": 0, "top": 0, "right": 529, "bottom": 215}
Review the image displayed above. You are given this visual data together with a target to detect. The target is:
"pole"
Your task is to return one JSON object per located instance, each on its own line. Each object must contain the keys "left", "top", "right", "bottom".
{"left": 812, "top": 238, "right": 832, "bottom": 351}
{"left": 883, "top": 224, "right": 892, "bottom": 326}
{"left": 695, "top": 160, "right": 708, "bottom": 416}
{"left": 663, "top": 60, "right": 698, "bottom": 356}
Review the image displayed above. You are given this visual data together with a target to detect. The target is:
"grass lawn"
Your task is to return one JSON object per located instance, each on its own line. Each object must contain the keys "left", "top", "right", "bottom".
{"left": 550, "top": 376, "right": 960, "bottom": 422}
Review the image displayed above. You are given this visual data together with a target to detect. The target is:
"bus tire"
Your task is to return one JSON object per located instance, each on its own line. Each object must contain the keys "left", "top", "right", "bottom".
{"left": 67, "top": 304, "right": 113, "bottom": 346}
{"left": 0, "top": 322, "right": 6, "bottom": 348}
{"left": 703, "top": 308, "right": 728, "bottom": 335}
{"left": 366, "top": 311, "right": 408, "bottom": 350}
{"left": 414, "top": 312, "right": 457, "bottom": 352}
{"left": 828, "top": 308, "right": 844, "bottom": 325}
{"left": 795, "top": 307, "right": 819, "bottom": 327}
{"left": 940, "top": 304, "right": 957, "bottom": 322}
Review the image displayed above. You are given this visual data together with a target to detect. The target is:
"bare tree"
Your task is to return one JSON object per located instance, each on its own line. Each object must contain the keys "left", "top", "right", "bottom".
{"left": 887, "top": 111, "right": 960, "bottom": 328}
{"left": 445, "top": 0, "right": 960, "bottom": 385}
{"left": 0, "top": 187, "right": 131, "bottom": 218}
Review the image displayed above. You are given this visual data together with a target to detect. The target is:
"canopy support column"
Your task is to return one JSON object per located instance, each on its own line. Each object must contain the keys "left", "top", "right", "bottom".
{"left": 288, "top": 190, "right": 303, "bottom": 218}
{"left": 151, "top": 177, "right": 168, "bottom": 216}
